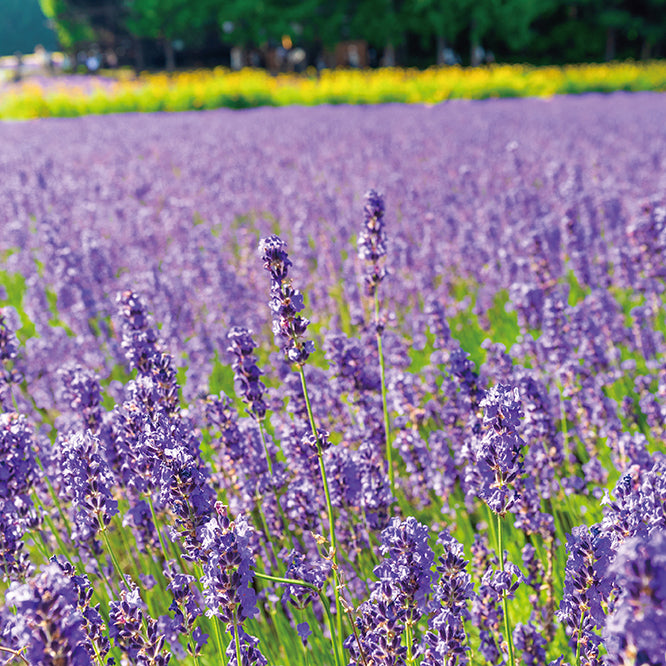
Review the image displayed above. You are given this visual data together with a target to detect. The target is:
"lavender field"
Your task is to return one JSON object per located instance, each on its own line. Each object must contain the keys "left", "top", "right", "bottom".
{"left": 1, "top": 92, "right": 665, "bottom": 665}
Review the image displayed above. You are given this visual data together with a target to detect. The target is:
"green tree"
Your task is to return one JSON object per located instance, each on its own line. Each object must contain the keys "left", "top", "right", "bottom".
{"left": 39, "top": 0, "right": 96, "bottom": 51}
{"left": 124, "top": 0, "right": 217, "bottom": 70}
{"left": 404, "top": 0, "right": 469, "bottom": 63}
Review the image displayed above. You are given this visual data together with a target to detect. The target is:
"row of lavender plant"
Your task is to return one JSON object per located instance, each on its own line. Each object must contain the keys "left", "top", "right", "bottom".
{"left": 1, "top": 180, "right": 665, "bottom": 664}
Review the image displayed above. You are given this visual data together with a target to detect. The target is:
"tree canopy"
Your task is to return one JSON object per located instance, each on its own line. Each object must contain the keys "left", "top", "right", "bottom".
{"left": 37, "top": 0, "right": 666, "bottom": 69}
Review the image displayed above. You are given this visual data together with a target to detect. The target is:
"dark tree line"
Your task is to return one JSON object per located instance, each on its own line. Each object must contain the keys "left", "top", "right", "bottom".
{"left": 37, "top": 0, "right": 666, "bottom": 70}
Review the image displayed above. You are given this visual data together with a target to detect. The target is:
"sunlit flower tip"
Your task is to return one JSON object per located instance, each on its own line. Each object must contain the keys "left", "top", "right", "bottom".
{"left": 258, "top": 234, "right": 292, "bottom": 283}
{"left": 364, "top": 189, "right": 385, "bottom": 225}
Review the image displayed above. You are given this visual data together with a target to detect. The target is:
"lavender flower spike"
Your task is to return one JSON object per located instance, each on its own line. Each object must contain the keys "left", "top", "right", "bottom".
{"left": 471, "top": 384, "right": 525, "bottom": 517}
{"left": 259, "top": 235, "right": 314, "bottom": 365}
{"left": 227, "top": 326, "right": 267, "bottom": 419}
{"left": 358, "top": 189, "right": 388, "bottom": 296}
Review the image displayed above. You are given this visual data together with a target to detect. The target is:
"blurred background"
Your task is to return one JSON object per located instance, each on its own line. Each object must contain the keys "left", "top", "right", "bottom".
{"left": 1, "top": 0, "right": 665, "bottom": 78}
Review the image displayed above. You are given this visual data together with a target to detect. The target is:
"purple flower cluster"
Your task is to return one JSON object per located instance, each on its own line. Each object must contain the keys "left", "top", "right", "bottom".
{"left": 259, "top": 235, "right": 314, "bottom": 365}
{"left": 109, "top": 585, "right": 172, "bottom": 665}
{"left": 1, "top": 562, "right": 96, "bottom": 664}
{"left": 0, "top": 412, "right": 37, "bottom": 580}
{"left": 2, "top": 94, "right": 666, "bottom": 666}
{"left": 227, "top": 326, "right": 267, "bottom": 419}
{"left": 557, "top": 525, "right": 613, "bottom": 665}
{"left": 358, "top": 189, "right": 388, "bottom": 296}
{"left": 467, "top": 384, "right": 525, "bottom": 516}
{"left": 57, "top": 429, "right": 118, "bottom": 549}
{"left": 603, "top": 531, "right": 666, "bottom": 665}
{"left": 421, "top": 530, "right": 473, "bottom": 666}
{"left": 0, "top": 309, "right": 21, "bottom": 411}
{"left": 280, "top": 548, "right": 332, "bottom": 609}
{"left": 346, "top": 517, "right": 434, "bottom": 664}
{"left": 200, "top": 502, "right": 259, "bottom": 625}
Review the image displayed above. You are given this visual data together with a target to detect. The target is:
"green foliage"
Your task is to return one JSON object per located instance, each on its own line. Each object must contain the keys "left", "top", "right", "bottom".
{"left": 37, "top": 0, "right": 666, "bottom": 66}
{"left": 38, "top": 0, "right": 96, "bottom": 49}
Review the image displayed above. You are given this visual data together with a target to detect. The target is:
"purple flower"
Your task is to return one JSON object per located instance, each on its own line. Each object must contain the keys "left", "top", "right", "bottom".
{"left": 421, "top": 529, "right": 473, "bottom": 666}
{"left": 471, "top": 562, "right": 522, "bottom": 664}
{"left": 58, "top": 363, "right": 103, "bottom": 433}
{"left": 200, "top": 502, "right": 258, "bottom": 625}
{"left": 280, "top": 549, "right": 332, "bottom": 610}
{"left": 603, "top": 531, "right": 666, "bottom": 665}
{"left": 259, "top": 235, "right": 315, "bottom": 365}
{"left": 358, "top": 189, "right": 388, "bottom": 296}
{"left": 557, "top": 525, "right": 613, "bottom": 664}
{"left": 375, "top": 517, "right": 435, "bottom": 616}
{"left": 512, "top": 622, "right": 547, "bottom": 666}
{"left": 158, "top": 431, "right": 216, "bottom": 560}
{"left": 0, "top": 309, "right": 22, "bottom": 411}
{"left": 163, "top": 560, "right": 206, "bottom": 658}
{"left": 117, "top": 290, "right": 180, "bottom": 417}
{"left": 57, "top": 430, "right": 118, "bottom": 548}
{"left": 226, "top": 326, "right": 267, "bottom": 420}
{"left": 2, "top": 562, "right": 94, "bottom": 665}
{"left": 467, "top": 384, "right": 525, "bottom": 517}
{"left": 344, "top": 579, "right": 408, "bottom": 666}
{"left": 225, "top": 626, "right": 268, "bottom": 666}
{"left": 109, "top": 585, "right": 172, "bottom": 665}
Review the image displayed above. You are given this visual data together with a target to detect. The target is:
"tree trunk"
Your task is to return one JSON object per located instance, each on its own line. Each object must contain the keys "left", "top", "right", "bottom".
{"left": 382, "top": 43, "right": 395, "bottom": 67}
{"left": 437, "top": 34, "right": 445, "bottom": 65}
{"left": 164, "top": 38, "right": 176, "bottom": 71}
{"left": 605, "top": 28, "right": 616, "bottom": 61}
{"left": 134, "top": 37, "right": 145, "bottom": 73}
{"left": 470, "top": 18, "right": 482, "bottom": 66}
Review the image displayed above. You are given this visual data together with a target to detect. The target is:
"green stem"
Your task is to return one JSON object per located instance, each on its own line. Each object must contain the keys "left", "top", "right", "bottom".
{"left": 98, "top": 518, "right": 131, "bottom": 592}
{"left": 497, "top": 513, "right": 515, "bottom": 666}
{"left": 374, "top": 290, "right": 393, "bottom": 496}
{"left": 145, "top": 493, "right": 172, "bottom": 565}
{"left": 33, "top": 456, "right": 74, "bottom": 540}
{"left": 258, "top": 419, "right": 274, "bottom": 477}
{"left": 233, "top": 609, "right": 243, "bottom": 666}
{"left": 298, "top": 366, "right": 345, "bottom": 661}
{"left": 196, "top": 562, "right": 226, "bottom": 660}
{"left": 255, "top": 569, "right": 343, "bottom": 666}
{"left": 575, "top": 608, "right": 585, "bottom": 666}
{"left": 0, "top": 645, "right": 29, "bottom": 665}
{"left": 405, "top": 619, "right": 414, "bottom": 665}
{"left": 216, "top": 616, "right": 228, "bottom": 666}
{"left": 298, "top": 367, "right": 337, "bottom": 555}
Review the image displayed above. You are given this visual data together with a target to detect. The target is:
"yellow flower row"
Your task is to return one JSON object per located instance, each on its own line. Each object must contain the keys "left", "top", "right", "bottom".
{"left": 2, "top": 61, "right": 666, "bottom": 120}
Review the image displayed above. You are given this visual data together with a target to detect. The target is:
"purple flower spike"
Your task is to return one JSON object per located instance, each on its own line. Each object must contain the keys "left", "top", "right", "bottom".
{"left": 280, "top": 549, "right": 332, "bottom": 610}
{"left": 200, "top": 502, "right": 258, "bottom": 625}
{"left": 227, "top": 326, "right": 267, "bottom": 419}
{"left": 421, "top": 529, "right": 473, "bottom": 666}
{"left": 375, "top": 516, "right": 435, "bottom": 616}
{"left": 259, "top": 235, "right": 314, "bottom": 365}
{"left": 358, "top": 189, "right": 388, "bottom": 296}
{"left": 557, "top": 525, "right": 613, "bottom": 665}
{"left": 58, "top": 430, "right": 118, "bottom": 548}
{"left": 603, "top": 531, "right": 666, "bottom": 665}
{"left": 468, "top": 384, "right": 525, "bottom": 517}
{"left": 2, "top": 562, "right": 94, "bottom": 665}
{"left": 110, "top": 585, "right": 172, "bottom": 665}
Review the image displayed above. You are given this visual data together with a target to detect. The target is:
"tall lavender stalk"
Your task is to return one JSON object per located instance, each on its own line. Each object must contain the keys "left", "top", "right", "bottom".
{"left": 259, "top": 234, "right": 344, "bottom": 664}
{"left": 468, "top": 384, "right": 526, "bottom": 666}
{"left": 357, "top": 190, "right": 393, "bottom": 494}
